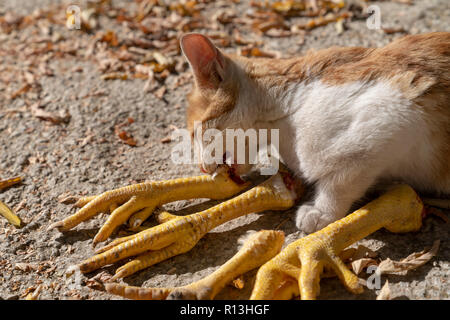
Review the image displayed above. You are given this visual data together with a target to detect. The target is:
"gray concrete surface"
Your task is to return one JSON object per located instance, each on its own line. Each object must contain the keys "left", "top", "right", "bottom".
{"left": 0, "top": 0, "right": 448, "bottom": 300}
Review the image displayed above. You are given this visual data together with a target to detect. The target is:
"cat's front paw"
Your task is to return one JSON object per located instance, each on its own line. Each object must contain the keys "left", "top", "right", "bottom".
{"left": 295, "top": 204, "right": 335, "bottom": 234}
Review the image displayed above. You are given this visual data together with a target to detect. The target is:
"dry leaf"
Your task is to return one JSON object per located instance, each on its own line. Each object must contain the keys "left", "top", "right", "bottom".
{"left": 136, "top": 0, "right": 155, "bottom": 22}
{"left": 39, "top": 62, "right": 54, "bottom": 76}
{"left": 67, "top": 289, "right": 82, "bottom": 299}
{"left": 86, "top": 271, "right": 113, "bottom": 290}
{"left": 341, "top": 245, "right": 379, "bottom": 274}
{"left": 30, "top": 103, "right": 71, "bottom": 124}
{"left": 21, "top": 286, "right": 36, "bottom": 297}
{"left": 24, "top": 71, "right": 36, "bottom": 85}
{"left": 0, "top": 176, "right": 22, "bottom": 191}
{"left": 231, "top": 276, "right": 245, "bottom": 289}
{"left": 382, "top": 27, "right": 406, "bottom": 34}
{"left": 253, "top": 19, "right": 287, "bottom": 33}
{"left": 376, "top": 281, "right": 391, "bottom": 300}
{"left": 348, "top": 244, "right": 378, "bottom": 260}
{"left": 160, "top": 136, "right": 172, "bottom": 144}
{"left": 233, "top": 31, "right": 257, "bottom": 45}
{"left": 212, "top": 9, "right": 236, "bottom": 25}
{"left": 299, "top": 12, "right": 351, "bottom": 30}
{"left": 10, "top": 84, "right": 31, "bottom": 99}
{"left": 270, "top": 0, "right": 306, "bottom": 16}
{"left": 85, "top": 279, "right": 104, "bottom": 290}
{"left": 100, "top": 30, "right": 119, "bottom": 46}
{"left": 81, "top": 8, "right": 98, "bottom": 31}
{"left": 393, "top": 0, "right": 413, "bottom": 5}
{"left": 378, "top": 240, "right": 440, "bottom": 275}
{"left": 93, "top": 271, "right": 113, "bottom": 282}
{"left": 101, "top": 72, "right": 128, "bottom": 80}
{"left": 25, "top": 285, "right": 43, "bottom": 300}
{"left": 0, "top": 200, "right": 22, "bottom": 227}
{"left": 115, "top": 125, "right": 137, "bottom": 147}
{"left": 239, "top": 46, "right": 278, "bottom": 58}
{"left": 143, "top": 68, "right": 157, "bottom": 92}
{"left": 117, "top": 130, "right": 137, "bottom": 146}
{"left": 351, "top": 257, "right": 378, "bottom": 275}
{"left": 14, "top": 199, "right": 27, "bottom": 212}
{"left": 271, "top": 0, "right": 345, "bottom": 17}
{"left": 66, "top": 245, "right": 74, "bottom": 254}
{"left": 153, "top": 52, "right": 175, "bottom": 69}
{"left": 135, "top": 64, "right": 153, "bottom": 76}
{"left": 15, "top": 262, "right": 35, "bottom": 272}
{"left": 265, "top": 28, "right": 292, "bottom": 37}
{"left": 153, "top": 86, "right": 166, "bottom": 99}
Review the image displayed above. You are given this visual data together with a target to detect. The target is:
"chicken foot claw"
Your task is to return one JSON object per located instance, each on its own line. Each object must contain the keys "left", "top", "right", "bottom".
{"left": 49, "top": 171, "right": 250, "bottom": 244}
{"left": 250, "top": 184, "right": 424, "bottom": 300}
{"left": 78, "top": 173, "right": 300, "bottom": 277}
{"left": 105, "top": 230, "right": 285, "bottom": 300}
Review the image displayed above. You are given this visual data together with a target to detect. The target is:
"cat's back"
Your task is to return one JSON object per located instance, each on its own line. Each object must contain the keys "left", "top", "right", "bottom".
{"left": 249, "top": 32, "right": 449, "bottom": 107}
{"left": 321, "top": 32, "right": 450, "bottom": 98}
{"left": 304, "top": 32, "right": 450, "bottom": 136}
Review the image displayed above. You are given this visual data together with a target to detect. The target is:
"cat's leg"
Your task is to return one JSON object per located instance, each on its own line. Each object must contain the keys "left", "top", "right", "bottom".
{"left": 295, "top": 171, "right": 379, "bottom": 233}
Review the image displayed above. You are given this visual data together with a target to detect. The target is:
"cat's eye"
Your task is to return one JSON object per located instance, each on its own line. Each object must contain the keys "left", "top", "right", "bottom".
{"left": 216, "top": 72, "right": 223, "bottom": 82}
{"left": 213, "top": 70, "right": 223, "bottom": 82}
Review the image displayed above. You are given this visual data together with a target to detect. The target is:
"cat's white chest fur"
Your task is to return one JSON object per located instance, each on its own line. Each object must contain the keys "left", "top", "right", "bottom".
{"left": 270, "top": 79, "right": 444, "bottom": 232}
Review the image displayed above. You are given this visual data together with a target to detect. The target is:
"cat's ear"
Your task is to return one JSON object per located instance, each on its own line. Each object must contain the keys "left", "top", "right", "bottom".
{"left": 180, "top": 33, "right": 226, "bottom": 90}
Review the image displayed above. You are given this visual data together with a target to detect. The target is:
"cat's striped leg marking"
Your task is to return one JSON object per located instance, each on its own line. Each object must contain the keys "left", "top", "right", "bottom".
{"left": 77, "top": 173, "right": 300, "bottom": 276}
{"left": 105, "top": 230, "right": 285, "bottom": 300}
{"left": 250, "top": 184, "right": 424, "bottom": 300}
{"left": 48, "top": 171, "right": 249, "bottom": 245}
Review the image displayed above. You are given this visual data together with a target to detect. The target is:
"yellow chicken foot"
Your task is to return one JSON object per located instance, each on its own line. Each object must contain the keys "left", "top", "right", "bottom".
{"left": 105, "top": 230, "right": 285, "bottom": 300}
{"left": 48, "top": 170, "right": 250, "bottom": 244}
{"left": 78, "top": 172, "right": 301, "bottom": 278}
{"left": 250, "top": 184, "right": 424, "bottom": 300}
{"left": 93, "top": 211, "right": 182, "bottom": 255}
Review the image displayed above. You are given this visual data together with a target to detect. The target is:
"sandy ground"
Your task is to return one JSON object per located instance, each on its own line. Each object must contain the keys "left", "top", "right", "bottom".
{"left": 0, "top": 0, "right": 448, "bottom": 300}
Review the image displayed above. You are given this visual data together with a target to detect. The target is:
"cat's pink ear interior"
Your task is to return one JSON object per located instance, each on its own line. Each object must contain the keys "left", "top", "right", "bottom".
{"left": 180, "top": 33, "right": 225, "bottom": 89}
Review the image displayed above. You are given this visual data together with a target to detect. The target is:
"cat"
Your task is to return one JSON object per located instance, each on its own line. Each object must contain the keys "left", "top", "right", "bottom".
{"left": 180, "top": 32, "right": 450, "bottom": 233}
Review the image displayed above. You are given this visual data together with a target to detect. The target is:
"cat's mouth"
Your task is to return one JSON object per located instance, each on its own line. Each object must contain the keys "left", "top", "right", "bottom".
{"left": 209, "top": 163, "right": 246, "bottom": 185}
{"left": 226, "top": 163, "right": 247, "bottom": 185}
{"left": 222, "top": 152, "right": 248, "bottom": 185}
{"left": 200, "top": 152, "right": 247, "bottom": 185}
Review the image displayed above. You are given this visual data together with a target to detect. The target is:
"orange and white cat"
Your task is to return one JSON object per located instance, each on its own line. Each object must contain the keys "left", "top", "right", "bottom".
{"left": 180, "top": 32, "right": 450, "bottom": 233}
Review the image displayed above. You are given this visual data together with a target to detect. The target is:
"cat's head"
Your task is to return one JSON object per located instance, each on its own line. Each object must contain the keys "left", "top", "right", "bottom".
{"left": 180, "top": 33, "right": 263, "bottom": 176}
